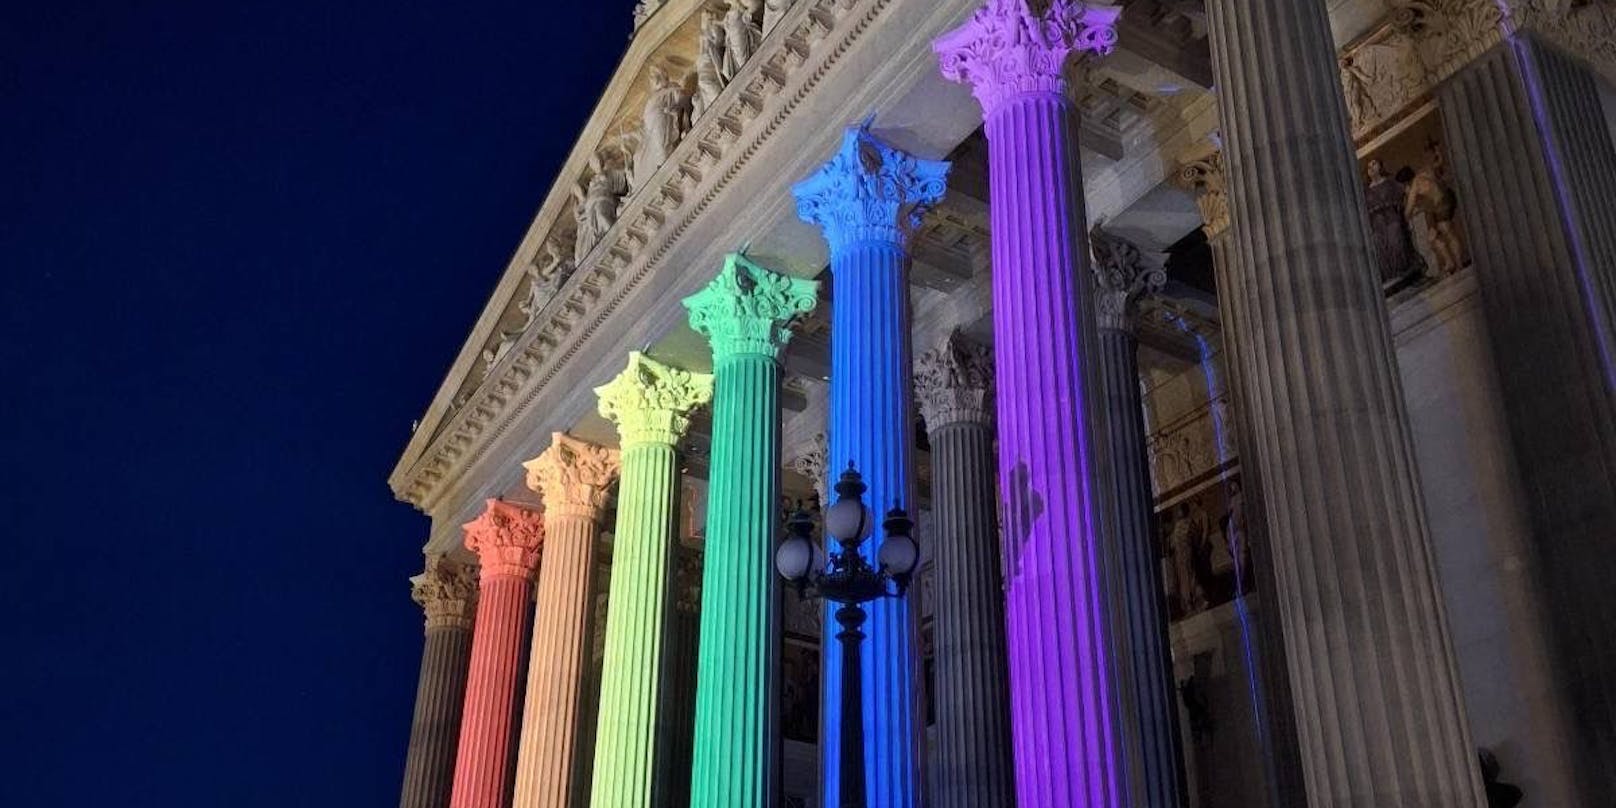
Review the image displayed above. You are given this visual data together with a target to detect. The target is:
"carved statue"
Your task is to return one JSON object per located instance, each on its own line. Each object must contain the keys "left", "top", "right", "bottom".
{"left": 1405, "top": 140, "right": 1465, "bottom": 276}
{"left": 572, "top": 154, "right": 627, "bottom": 264}
{"left": 1364, "top": 157, "right": 1424, "bottom": 288}
{"left": 763, "top": 0, "right": 792, "bottom": 34}
{"left": 720, "top": 0, "right": 761, "bottom": 83}
{"left": 693, "top": 8, "right": 726, "bottom": 120}
{"left": 633, "top": 65, "right": 691, "bottom": 189}
{"left": 522, "top": 239, "right": 575, "bottom": 322}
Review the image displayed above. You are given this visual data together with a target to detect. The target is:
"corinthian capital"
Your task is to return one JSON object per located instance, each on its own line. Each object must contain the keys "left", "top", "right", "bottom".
{"left": 462, "top": 499, "right": 545, "bottom": 579}
{"left": 788, "top": 432, "right": 829, "bottom": 505}
{"left": 683, "top": 253, "right": 820, "bottom": 360}
{"left": 523, "top": 433, "right": 621, "bottom": 521}
{"left": 1090, "top": 226, "right": 1166, "bottom": 333}
{"left": 914, "top": 331, "right": 995, "bottom": 429}
{"left": 934, "top": 0, "right": 1122, "bottom": 116}
{"left": 1172, "top": 146, "right": 1229, "bottom": 240}
{"left": 595, "top": 351, "right": 714, "bottom": 447}
{"left": 793, "top": 121, "right": 951, "bottom": 251}
{"left": 411, "top": 555, "right": 479, "bottom": 630}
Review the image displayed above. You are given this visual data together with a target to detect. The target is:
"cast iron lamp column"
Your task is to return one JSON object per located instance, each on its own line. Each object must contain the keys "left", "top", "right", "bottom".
{"left": 776, "top": 466, "right": 921, "bottom": 808}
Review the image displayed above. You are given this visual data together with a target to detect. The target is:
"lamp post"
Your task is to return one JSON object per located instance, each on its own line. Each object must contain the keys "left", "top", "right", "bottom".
{"left": 776, "top": 463, "right": 921, "bottom": 808}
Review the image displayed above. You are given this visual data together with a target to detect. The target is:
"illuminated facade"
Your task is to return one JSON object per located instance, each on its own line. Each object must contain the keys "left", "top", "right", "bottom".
{"left": 390, "top": 1, "right": 1616, "bottom": 806}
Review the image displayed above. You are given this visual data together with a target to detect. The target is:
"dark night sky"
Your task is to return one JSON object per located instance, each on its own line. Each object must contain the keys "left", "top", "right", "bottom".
{"left": 1, "top": 1, "right": 636, "bottom": 804}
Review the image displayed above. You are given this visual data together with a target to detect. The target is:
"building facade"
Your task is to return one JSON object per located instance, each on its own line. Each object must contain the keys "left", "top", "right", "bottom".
{"left": 388, "top": 1, "right": 1616, "bottom": 806}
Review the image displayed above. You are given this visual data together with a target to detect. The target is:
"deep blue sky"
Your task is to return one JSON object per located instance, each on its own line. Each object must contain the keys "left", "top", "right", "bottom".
{"left": 1, "top": 1, "right": 635, "bottom": 804}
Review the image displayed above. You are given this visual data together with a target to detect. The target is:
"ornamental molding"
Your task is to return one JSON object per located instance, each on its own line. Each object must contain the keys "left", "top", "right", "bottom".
{"left": 913, "top": 331, "right": 994, "bottom": 429}
{"left": 410, "top": 555, "right": 480, "bottom": 630}
{"left": 462, "top": 499, "right": 546, "bottom": 579}
{"left": 792, "top": 121, "right": 951, "bottom": 250}
{"left": 934, "top": 0, "right": 1122, "bottom": 116}
{"left": 523, "top": 432, "right": 621, "bottom": 521}
{"left": 390, "top": 0, "right": 912, "bottom": 515}
{"left": 595, "top": 351, "right": 715, "bottom": 447}
{"left": 1090, "top": 224, "right": 1166, "bottom": 333}
{"left": 1385, "top": 0, "right": 1616, "bottom": 87}
{"left": 683, "top": 252, "right": 820, "bottom": 360}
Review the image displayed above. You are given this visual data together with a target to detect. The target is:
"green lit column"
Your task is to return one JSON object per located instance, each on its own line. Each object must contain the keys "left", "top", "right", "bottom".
{"left": 682, "top": 254, "right": 819, "bottom": 807}
{"left": 589, "top": 351, "right": 713, "bottom": 808}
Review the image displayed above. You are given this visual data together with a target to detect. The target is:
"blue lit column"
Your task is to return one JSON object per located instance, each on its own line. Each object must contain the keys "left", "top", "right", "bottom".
{"left": 794, "top": 122, "right": 948, "bottom": 808}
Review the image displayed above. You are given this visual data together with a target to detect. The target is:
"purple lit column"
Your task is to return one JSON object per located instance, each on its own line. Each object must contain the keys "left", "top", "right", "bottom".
{"left": 794, "top": 122, "right": 949, "bottom": 808}
{"left": 935, "top": 3, "right": 1125, "bottom": 806}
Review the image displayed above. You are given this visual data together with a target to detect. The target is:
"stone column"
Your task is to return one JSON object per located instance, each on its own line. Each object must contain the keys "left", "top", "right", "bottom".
{"left": 511, "top": 433, "right": 620, "bottom": 808}
{"left": 1433, "top": 28, "right": 1616, "bottom": 798}
{"left": 450, "top": 500, "right": 546, "bottom": 808}
{"left": 1088, "top": 226, "right": 1186, "bottom": 808}
{"left": 934, "top": 4, "right": 1126, "bottom": 805}
{"left": 912, "top": 332, "right": 1015, "bottom": 808}
{"left": 683, "top": 253, "right": 818, "bottom": 807}
{"left": 400, "top": 556, "right": 480, "bottom": 808}
{"left": 1197, "top": 0, "right": 1484, "bottom": 803}
{"left": 794, "top": 122, "right": 948, "bottom": 808}
{"left": 588, "top": 351, "right": 712, "bottom": 808}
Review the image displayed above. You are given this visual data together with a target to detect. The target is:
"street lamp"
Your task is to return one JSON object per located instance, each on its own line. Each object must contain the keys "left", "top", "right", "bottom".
{"left": 776, "top": 462, "right": 920, "bottom": 808}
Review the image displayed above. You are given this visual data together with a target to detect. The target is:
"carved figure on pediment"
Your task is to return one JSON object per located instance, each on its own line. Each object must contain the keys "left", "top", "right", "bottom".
{"left": 633, "top": 65, "right": 691, "bottom": 190}
{"left": 573, "top": 154, "right": 627, "bottom": 265}
{"left": 632, "top": 0, "right": 666, "bottom": 30}
{"left": 720, "top": 0, "right": 761, "bottom": 84}
{"left": 1340, "top": 33, "right": 1427, "bottom": 135}
{"left": 693, "top": 8, "right": 727, "bottom": 120}
{"left": 1365, "top": 158, "right": 1425, "bottom": 288}
{"left": 1405, "top": 140, "right": 1465, "bottom": 276}
{"left": 523, "top": 239, "right": 575, "bottom": 322}
{"left": 763, "top": 0, "right": 792, "bottom": 34}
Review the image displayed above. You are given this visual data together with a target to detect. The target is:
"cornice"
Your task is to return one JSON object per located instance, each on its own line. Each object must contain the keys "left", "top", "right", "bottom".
{"left": 390, "top": 0, "right": 916, "bottom": 514}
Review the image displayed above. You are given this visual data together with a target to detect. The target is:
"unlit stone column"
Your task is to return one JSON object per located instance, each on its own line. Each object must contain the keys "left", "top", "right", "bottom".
{"left": 400, "top": 556, "right": 479, "bottom": 808}
{"left": 683, "top": 253, "right": 818, "bottom": 807}
{"left": 1203, "top": 0, "right": 1483, "bottom": 803}
{"left": 450, "top": 500, "right": 546, "bottom": 808}
{"left": 589, "top": 352, "right": 712, "bottom": 808}
{"left": 912, "top": 332, "right": 1014, "bottom": 808}
{"left": 511, "top": 433, "right": 620, "bottom": 808}
{"left": 1088, "top": 227, "right": 1185, "bottom": 808}
{"left": 935, "top": 4, "right": 1127, "bottom": 805}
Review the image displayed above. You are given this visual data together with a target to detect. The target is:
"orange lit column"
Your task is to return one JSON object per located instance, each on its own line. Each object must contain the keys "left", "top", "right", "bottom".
{"left": 511, "top": 434, "right": 620, "bottom": 808}
{"left": 449, "top": 499, "right": 545, "bottom": 808}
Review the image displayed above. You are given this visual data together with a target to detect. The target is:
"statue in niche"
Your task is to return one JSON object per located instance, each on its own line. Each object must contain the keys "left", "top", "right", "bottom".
{"left": 1165, "top": 503, "right": 1207, "bottom": 617}
{"left": 1364, "top": 157, "right": 1425, "bottom": 288}
{"left": 572, "top": 154, "right": 626, "bottom": 264}
{"left": 632, "top": 65, "right": 691, "bottom": 189}
{"left": 1405, "top": 140, "right": 1465, "bottom": 277}
{"left": 720, "top": 0, "right": 761, "bottom": 84}
{"left": 763, "top": 0, "right": 792, "bottom": 34}
{"left": 693, "top": 7, "right": 726, "bottom": 120}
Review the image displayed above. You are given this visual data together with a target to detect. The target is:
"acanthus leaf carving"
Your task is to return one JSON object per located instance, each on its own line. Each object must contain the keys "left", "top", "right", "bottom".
{"left": 595, "top": 351, "right": 714, "bottom": 447}
{"left": 934, "top": 0, "right": 1122, "bottom": 116}
{"left": 683, "top": 252, "right": 820, "bottom": 360}
{"left": 792, "top": 120, "right": 950, "bottom": 250}
{"left": 524, "top": 432, "right": 621, "bottom": 520}
{"left": 462, "top": 498, "right": 545, "bottom": 578}
{"left": 1172, "top": 145, "right": 1229, "bottom": 240}
{"left": 410, "top": 554, "right": 480, "bottom": 630}
{"left": 1090, "top": 224, "right": 1166, "bottom": 333}
{"left": 913, "top": 330, "right": 994, "bottom": 429}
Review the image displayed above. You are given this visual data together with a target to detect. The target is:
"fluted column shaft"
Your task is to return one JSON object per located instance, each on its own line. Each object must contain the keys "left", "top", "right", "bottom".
{"left": 794, "top": 125, "right": 947, "bottom": 808}
{"left": 589, "top": 353, "right": 712, "bottom": 808}
{"left": 513, "top": 435, "right": 619, "bottom": 808}
{"left": 914, "top": 335, "right": 1014, "bottom": 808}
{"left": 684, "top": 255, "right": 817, "bottom": 807}
{"left": 401, "top": 559, "right": 479, "bottom": 808}
{"left": 1203, "top": 0, "right": 1483, "bottom": 803}
{"left": 1436, "top": 35, "right": 1616, "bottom": 800}
{"left": 451, "top": 501, "right": 545, "bottom": 808}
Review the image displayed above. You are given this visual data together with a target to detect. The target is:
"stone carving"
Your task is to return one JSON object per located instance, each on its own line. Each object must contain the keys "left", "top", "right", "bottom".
{"left": 1389, "top": 0, "right": 1507, "bottom": 83}
{"left": 1145, "top": 395, "right": 1232, "bottom": 496}
{"left": 788, "top": 432, "right": 829, "bottom": 505}
{"left": 1515, "top": 0, "right": 1616, "bottom": 85}
{"left": 524, "top": 239, "right": 575, "bottom": 321}
{"left": 792, "top": 120, "right": 950, "bottom": 250}
{"left": 462, "top": 499, "right": 545, "bottom": 578}
{"left": 1405, "top": 140, "right": 1466, "bottom": 276}
{"left": 721, "top": 0, "right": 762, "bottom": 83}
{"left": 632, "top": 0, "right": 666, "bottom": 30}
{"left": 934, "top": 0, "right": 1122, "bottom": 116}
{"left": 523, "top": 432, "right": 621, "bottom": 520}
{"left": 633, "top": 66, "right": 692, "bottom": 190}
{"left": 1339, "top": 28, "right": 1429, "bottom": 136}
{"left": 913, "top": 330, "right": 994, "bottom": 429}
{"left": 683, "top": 252, "right": 819, "bottom": 359}
{"left": 1365, "top": 158, "right": 1426, "bottom": 287}
{"left": 411, "top": 555, "right": 480, "bottom": 630}
{"left": 1090, "top": 225, "right": 1167, "bottom": 332}
{"left": 1173, "top": 147, "right": 1229, "bottom": 239}
{"left": 693, "top": 7, "right": 727, "bottom": 120}
{"left": 764, "top": 0, "right": 793, "bottom": 34}
{"left": 595, "top": 351, "right": 714, "bottom": 446}
{"left": 573, "top": 154, "right": 628, "bottom": 265}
